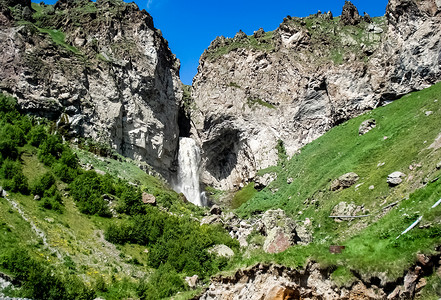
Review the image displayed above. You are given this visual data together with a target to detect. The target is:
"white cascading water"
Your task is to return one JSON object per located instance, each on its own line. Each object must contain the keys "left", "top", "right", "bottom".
{"left": 175, "top": 137, "right": 206, "bottom": 206}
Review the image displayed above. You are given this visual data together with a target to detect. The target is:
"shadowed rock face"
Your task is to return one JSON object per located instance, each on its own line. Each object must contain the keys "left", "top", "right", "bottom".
{"left": 191, "top": 0, "right": 441, "bottom": 190}
{"left": 0, "top": 0, "right": 182, "bottom": 177}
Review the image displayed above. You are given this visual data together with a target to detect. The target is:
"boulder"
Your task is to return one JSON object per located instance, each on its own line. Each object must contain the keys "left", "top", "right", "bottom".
{"left": 341, "top": 1, "right": 360, "bottom": 26}
{"left": 263, "top": 228, "right": 292, "bottom": 254}
{"left": 359, "top": 119, "right": 376, "bottom": 135}
{"left": 185, "top": 275, "right": 199, "bottom": 288}
{"left": 209, "top": 204, "right": 222, "bottom": 215}
{"left": 261, "top": 209, "right": 311, "bottom": 252}
{"left": 387, "top": 172, "right": 406, "bottom": 186}
{"left": 142, "top": 192, "right": 156, "bottom": 205}
{"left": 330, "top": 172, "right": 359, "bottom": 191}
{"left": 208, "top": 244, "right": 234, "bottom": 258}
{"left": 34, "top": 195, "right": 41, "bottom": 201}
{"left": 437, "top": 162, "right": 441, "bottom": 169}
{"left": 255, "top": 173, "right": 277, "bottom": 189}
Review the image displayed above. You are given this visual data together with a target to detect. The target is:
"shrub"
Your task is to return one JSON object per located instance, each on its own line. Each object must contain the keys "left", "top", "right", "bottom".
{"left": 137, "top": 263, "right": 187, "bottom": 300}
{"left": 32, "top": 172, "right": 56, "bottom": 196}
{"left": 0, "top": 124, "right": 26, "bottom": 147}
{"left": 38, "top": 134, "right": 63, "bottom": 165}
{"left": 28, "top": 125, "right": 48, "bottom": 147}
{"left": 0, "top": 159, "right": 21, "bottom": 180}
{"left": 69, "top": 171, "right": 112, "bottom": 217}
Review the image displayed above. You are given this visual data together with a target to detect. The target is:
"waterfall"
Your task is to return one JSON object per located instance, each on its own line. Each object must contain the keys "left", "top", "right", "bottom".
{"left": 175, "top": 137, "right": 206, "bottom": 206}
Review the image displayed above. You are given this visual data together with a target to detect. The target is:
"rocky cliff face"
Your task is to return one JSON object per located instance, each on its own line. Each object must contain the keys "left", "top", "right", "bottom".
{"left": 191, "top": 0, "right": 441, "bottom": 190}
{"left": 0, "top": 0, "right": 182, "bottom": 176}
{"left": 196, "top": 251, "right": 441, "bottom": 300}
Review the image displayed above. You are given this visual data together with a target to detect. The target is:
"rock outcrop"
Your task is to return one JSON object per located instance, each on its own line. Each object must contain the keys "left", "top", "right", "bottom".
{"left": 191, "top": 0, "right": 441, "bottom": 190}
{"left": 195, "top": 250, "right": 441, "bottom": 300}
{"left": 0, "top": 0, "right": 182, "bottom": 177}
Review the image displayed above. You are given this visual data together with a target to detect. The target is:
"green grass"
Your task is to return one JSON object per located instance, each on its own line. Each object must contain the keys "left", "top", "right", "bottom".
{"left": 37, "top": 28, "right": 80, "bottom": 54}
{"left": 231, "top": 82, "right": 441, "bottom": 280}
{"left": 231, "top": 183, "right": 258, "bottom": 209}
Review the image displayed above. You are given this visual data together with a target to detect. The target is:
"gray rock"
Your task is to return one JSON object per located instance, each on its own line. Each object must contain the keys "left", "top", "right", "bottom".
{"left": 142, "top": 192, "right": 156, "bottom": 205}
{"left": 191, "top": 0, "right": 441, "bottom": 191}
{"left": 234, "top": 30, "right": 247, "bottom": 40}
{"left": 209, "top": 204, "right": 222, "bottom": 215}
{"left": 359, "top": 119, "right": 376, "bottom": 135}
{"left": 387, "top": 172, "right": 406, "bottom": 186}
{"left": 208, "top": 244, "right": 234, "bottom": 258}
{"left": 185, "top": 275, "right": 199, "bottom": 288}
{"left": 330, "top": 172, "right": 359, "bottom": 191}
{"left": 33, "top": 195, "right": 41, "bottom": 201}
{"left": 201, "top": 215, "right": 223, "bottom": 225}
{"left": 436, "top": 162, "right": 441, "bottom": 169}
{"left": 255, "top": 173, "right": 277, "bottom": 189}
{"left": 331, "top": 202, "right": 366, "bottom": 222}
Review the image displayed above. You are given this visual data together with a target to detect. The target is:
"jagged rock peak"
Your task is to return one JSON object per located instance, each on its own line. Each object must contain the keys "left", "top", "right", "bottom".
{"left": 341, "top": 0, "right": 360, "bottom": 25}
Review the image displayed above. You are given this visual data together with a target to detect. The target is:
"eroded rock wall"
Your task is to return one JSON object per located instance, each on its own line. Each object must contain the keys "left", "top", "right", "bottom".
{"left": 192, "top": 0, "right": 441, "bottom": 190}
{"left": 0, "top": 0, "right": 182, "bottom": 176}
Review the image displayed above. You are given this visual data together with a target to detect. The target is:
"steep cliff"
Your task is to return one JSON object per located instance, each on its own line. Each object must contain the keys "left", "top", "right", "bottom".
{"left": 192, "top": 0, "right": 441, "bottom": 190}
{"left": 0, "top": 0, "right": 182, "bottom": 176}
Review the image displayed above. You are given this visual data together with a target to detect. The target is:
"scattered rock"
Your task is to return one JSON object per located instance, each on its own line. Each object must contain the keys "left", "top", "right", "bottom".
{"left": 331, "top": 202, "right": 366, "bottom": 221}
{"left": 341, "top": 0, "right": 360, "bottom": 26}
{"left": 330, "top": 172, "right": 359, "bottom": 191}
{"left": 425, "top": 111, "right": 433, "bottom": 116}
{"left": 369, "top": 185, "right": 375, "bottom": 190}
{"left": 359, "top": 119, "right": 376, "bottom": 135}
{"left": 34, "top": 195, "right": 41, "bottom": 201}
{"left": 367, "top": 24, "right": 383, "bottom": 34}
{"left": 201, "top": 215, "right": 223, "bottom": 225}
{"left": 287, "top": 177, "right": 294, "bottom": 184}
{"left": 209, "top": 204, "right": 222, "bottom": 215}
{"left": 208, "top": 244, "right": 234, "bottom": 258}
{"left": 44, "top": 217, "right": 54, "bottom": 223}
{"left": 255, "top": 173, "right": 277, "bottom": 189}
{"left": 0, "top": 186, "right": 3, "bottom": 197}
{"left": 185, "top": 275, "right": 199, "bottom": 288}
{"left": 387, "top": 172, "right": 406, "bottom": 186}
{"left": 437, "top": 162, "right": 441, "bottom": 169}
{"left": 416, "top": 254, "right": 431, "bottom": 267}
{"left": 142, "top": 192, "right": 156, "bottom": 205}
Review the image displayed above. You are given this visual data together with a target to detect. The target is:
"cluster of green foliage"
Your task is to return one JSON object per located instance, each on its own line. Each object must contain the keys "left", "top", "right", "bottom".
{"left": 105, "top": 205, "right": 238, "bottom": 281}
{"left": 1, "top": 249, "right": 95, "bottom": 300}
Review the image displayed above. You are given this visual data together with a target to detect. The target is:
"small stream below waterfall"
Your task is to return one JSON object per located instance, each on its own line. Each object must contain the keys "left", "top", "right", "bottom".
{"left": 174, "top": 137, "right": 206, "bottom": 206}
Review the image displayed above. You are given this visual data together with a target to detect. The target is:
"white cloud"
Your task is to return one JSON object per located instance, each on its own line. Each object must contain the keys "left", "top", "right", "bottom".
{"left": 146, "top": 0, "right": 153, "bottom": 9}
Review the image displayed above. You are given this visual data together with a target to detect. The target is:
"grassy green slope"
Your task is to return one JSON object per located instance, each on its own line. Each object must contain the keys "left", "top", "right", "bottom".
{"left": 231, "top": 82, "right": 441, "bottom": 289}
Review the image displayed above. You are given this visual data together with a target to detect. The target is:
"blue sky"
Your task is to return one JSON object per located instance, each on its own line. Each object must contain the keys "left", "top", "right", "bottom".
{"left": 42, "top": 0, "right": 389, "bottom": 85}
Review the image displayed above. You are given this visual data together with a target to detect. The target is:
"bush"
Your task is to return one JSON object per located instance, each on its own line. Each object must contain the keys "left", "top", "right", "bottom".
{"left": 0, "top": 159, "right": 21, "bottom": 180}
{"left": 137, "top": 263, "right": 187, "bottom": 300}
{"left": 0, "top": 249, "right": 95, "bottom": 300}
{"left": 28, "top": 125, "right": 48, "bottom": 147}
{"left": 0, "top": 124, "right": 26, "bottom": 147}
{"left": 38, "top": 134, "right": 63, "bottom": 166}
{"left": 69, "top": 171, "right": 112, "bottom": 217}
{"left": 32, "top": 172, "right": 56, "bottom": 196}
